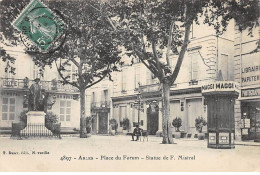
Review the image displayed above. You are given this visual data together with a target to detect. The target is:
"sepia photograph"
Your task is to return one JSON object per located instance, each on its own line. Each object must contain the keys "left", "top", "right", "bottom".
{"left": 0, "top": 0, "right": 259, "bottom": 172}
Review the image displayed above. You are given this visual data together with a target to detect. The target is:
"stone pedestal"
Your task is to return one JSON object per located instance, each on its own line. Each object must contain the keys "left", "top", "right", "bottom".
{"left": 21, "top": 111, "right": 52, "bottom": 136}
{"left": 27, "top": 111, "right": 46, "bottom": 124}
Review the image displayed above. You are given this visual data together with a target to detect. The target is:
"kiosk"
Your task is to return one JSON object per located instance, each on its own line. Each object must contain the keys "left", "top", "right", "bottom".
{"left": 202, "top": 81, "right": 239, "bottom": 149}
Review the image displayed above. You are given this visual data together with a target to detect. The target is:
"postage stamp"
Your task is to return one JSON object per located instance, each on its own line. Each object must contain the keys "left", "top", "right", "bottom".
{"left": 12, "top": 0, "right": 66, "bottom": 52}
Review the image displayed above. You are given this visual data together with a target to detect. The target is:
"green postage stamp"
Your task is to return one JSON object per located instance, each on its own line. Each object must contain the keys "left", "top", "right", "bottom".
{"left": 12, "top": 0, "right": 66, "bottom": 52}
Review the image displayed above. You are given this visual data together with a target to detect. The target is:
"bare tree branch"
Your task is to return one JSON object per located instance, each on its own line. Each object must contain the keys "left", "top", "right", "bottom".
{"left": 152, "top": 41, "right": 164, "bottom": 78}
{"left": 83, "top": 56, "right": 97, "bottom": 87}
{"left": 85, "top": 65, "right": 110, "bottom": 89}
{"left": 135, "top": 49, "right": 159, "bottom": 79}
{"left": 70, "top": 57, "right": 80, "bottom": 67}
{"left": 87, "top": 2, "right": 117, "bottom": 31}
{"left": 166, "top": 21, "right": 173, "bottom": 68}
{"left": 169, "top": 8, "right": 192, "bottom": 85}
{"left": 55, "top": 60, "right": 80, "bottom": 89}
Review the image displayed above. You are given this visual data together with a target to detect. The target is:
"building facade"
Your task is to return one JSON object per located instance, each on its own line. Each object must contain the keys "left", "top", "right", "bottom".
{"left": 95, "top": 20, "right": 260, "bottom": 141}
{"left": 0, "top": 48, "right": 81, "bottom": 133}
{"left": 109, "top": 33, "right": 235, "bottom": 136}
{"left": 234, "top": 23, "right": 260, "bottom": 141}
{"left": 86, "top": 78, "right": 113, "bottom": 134}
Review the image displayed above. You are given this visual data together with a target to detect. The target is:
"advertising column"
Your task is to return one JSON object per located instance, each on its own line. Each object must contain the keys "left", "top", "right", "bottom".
{"left": 202, "top": 81, "right": 239, "bottom": 149}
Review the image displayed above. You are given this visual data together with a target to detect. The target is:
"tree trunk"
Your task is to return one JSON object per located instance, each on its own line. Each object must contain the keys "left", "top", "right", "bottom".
{"left": 80, "top": 88, "right": 87, "bottom": 138}
{"left": 161, "top": 82, "right": 174, "bottom": 144}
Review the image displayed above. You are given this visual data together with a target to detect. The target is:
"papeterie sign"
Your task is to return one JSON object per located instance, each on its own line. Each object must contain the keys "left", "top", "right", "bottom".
{"left": 201, "top": 81, "right": 239, "bottom": 94}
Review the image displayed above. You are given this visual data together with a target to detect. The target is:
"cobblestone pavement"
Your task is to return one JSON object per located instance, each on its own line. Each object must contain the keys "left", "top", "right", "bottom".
{"left": 0, "top": 135, "right": 260, "bottom": 172}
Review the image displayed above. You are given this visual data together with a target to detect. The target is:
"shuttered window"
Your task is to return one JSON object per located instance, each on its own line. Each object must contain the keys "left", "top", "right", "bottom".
{"left": 219, "top": 54, "right": 229, "bottom": 80}
{"left": 60, "top": 100, "right": 71, "bottom": 122}
{"left": 189, "top": 54, "right": 199, "bottom": 80}
{"left": 135, "top": 66, "right": 140, "bottom": 89}
{"left": 2, "top": 97, "right": 15, "bottom": 121}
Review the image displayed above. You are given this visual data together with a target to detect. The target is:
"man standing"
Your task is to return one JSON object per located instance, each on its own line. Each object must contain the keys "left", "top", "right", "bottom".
{"left": 132, "top": 125, "right": 143, "bottom": 141}
{"left": 28, "top": 78, "right": 41, "bottom": 111}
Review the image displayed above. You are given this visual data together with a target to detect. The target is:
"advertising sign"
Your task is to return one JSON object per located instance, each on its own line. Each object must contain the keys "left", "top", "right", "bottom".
{"left": 201, "top": 81, "right": 239, "bottom": 94}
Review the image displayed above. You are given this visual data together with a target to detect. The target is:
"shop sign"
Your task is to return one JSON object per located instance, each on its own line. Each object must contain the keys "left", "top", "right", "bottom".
{"left": 240, "top": 119, "right": 250, "bottom": 128}
{"left": 241, "top": 56, "right": 260, "bottom": 86}
{"left": 242, "top": 129, "right": 249, "bottom": 135}
{"left": 219, "top": 133, "right": 229, "bottom": 144}
{"left": 241, "top": 87, "right": 260, "bottom": 97}
{"left": 201, "top": 81, "right": 239, "bottom": 94}
{"left": 208, "top": 133, "right": 216, "bottom": 144}
{"left": 244, "top": 119, "right": 250, "bottom": 128}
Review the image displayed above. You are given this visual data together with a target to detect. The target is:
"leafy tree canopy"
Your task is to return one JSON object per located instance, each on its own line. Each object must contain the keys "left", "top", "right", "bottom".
{"left": 106, "top": 0, "right": 259, "bottom": 85}
{"left": 0, "top": 0, "right": 123, "bottom": 89}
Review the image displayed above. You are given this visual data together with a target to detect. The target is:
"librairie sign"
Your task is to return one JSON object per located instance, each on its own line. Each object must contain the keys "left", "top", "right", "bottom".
{"left": 201, "top": 81, "right": 239, "bottom": 94}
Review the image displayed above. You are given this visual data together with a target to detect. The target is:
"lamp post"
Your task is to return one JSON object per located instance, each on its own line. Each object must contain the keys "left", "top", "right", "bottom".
{"left": 134, "top": 92, "right": 141, "bottom": 125}
{"left": 134, "top": 83, "right": 142, "bottom": 126}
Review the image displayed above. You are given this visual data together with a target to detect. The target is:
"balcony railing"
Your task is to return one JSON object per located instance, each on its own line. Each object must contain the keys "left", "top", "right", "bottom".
{"left": 0, "top": 78, "right": 78, "bottom": 92}
{"left": 140, "top": 83, "right": 160, "bottom": 93}
{"left": 11, "top": 122, "right": 61, "bottom": 138}
{"left": 91, "top": 101, "right": 110, "bottom": 108}
{"left": 189, "top": 79, "right": 199, "bottom": 86}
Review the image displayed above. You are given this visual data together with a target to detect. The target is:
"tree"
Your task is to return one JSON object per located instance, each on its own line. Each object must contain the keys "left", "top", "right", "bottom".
{"left": 106, "top": 0, "right": 259, "bottom": 144}
{"left": 0, "top": 0, "right": 122, "bottom": 138}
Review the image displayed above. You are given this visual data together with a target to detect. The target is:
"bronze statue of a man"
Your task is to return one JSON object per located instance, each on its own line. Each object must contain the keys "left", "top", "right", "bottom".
{"left": 28, "top": 78, "right": 41, "bottom": 111}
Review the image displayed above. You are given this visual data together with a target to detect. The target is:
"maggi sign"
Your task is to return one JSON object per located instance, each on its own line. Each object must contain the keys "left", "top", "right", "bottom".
{"left": 201, "top": 81, "right": 239, "bottom": 94}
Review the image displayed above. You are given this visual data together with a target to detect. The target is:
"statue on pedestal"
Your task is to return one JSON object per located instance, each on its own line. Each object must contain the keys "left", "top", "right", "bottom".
{"left": 28, "top": 78, "right": 52, "bottom": 112}
{"left": 28, "top": 78, "right": 41, "bottom": 111}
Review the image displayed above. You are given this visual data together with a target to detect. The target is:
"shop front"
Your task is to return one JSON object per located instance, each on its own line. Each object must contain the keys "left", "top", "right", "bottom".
{"left": 240, "top": 88, "right": 260, "bottom": 142}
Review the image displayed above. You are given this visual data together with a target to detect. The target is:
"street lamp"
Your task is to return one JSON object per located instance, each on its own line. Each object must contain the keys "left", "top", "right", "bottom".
{"left": 134, "top": 92, "right": 141, "bottom": 125}
{"left": 134, "top": 83, "right": 142, "bottom": 126}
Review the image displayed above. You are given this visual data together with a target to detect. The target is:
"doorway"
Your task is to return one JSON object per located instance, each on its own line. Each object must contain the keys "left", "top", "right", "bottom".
{"left": 241, "top": 102, "right": 260, "bottom": 141}
{"left": 91, "top": 115, "right": 97, "bottom": 134}
{"left": 98, "top": 112, "right": 108, "bottom": 134}
{"left": 147, "top": 103, "right": 159, "bottom": 135}
{"left": 186, "top": 98, "right": 203, "bottom": 133}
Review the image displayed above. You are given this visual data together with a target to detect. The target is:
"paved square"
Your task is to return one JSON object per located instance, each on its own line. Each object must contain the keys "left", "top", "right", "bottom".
{"left": 0, "top": 135, "right": 260, "bottom": 171}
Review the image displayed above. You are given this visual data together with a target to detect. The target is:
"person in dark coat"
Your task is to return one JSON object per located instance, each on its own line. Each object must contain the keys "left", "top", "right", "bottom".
{"left": 132, "top": 125, "right": 143, "bottom": 141}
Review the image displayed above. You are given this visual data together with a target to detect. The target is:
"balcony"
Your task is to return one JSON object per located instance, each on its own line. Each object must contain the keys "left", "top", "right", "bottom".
{"left": 189, "top": 79, "right": 199, "bottom": 86}
{"left": 0, "top": 78, "right": 78, "bottom": 93}
{"left": 91, "top": 101, "right": 110, "bottom": 108}
{"left": 91, "top": 101, "right": 110, "bottom": 113}
{"left": 140, "top": 83, "right": 160, "bottom": 93}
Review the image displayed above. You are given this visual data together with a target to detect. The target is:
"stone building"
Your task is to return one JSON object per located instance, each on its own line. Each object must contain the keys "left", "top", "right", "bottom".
{"left": 0, "top": 48, "right": 81, "bottom": 134}
{"left": 233, "top": 22, "right": 260, "bottom": 141}
{"left": 92, "top": 19, "right": 259, "bottom": 141}
{"left": 86, "top": 78, "right": 113, "bottom": 134}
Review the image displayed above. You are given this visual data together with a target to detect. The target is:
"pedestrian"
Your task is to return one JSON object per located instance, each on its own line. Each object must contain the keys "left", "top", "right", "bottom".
{"left": 132, "top": 125, "right": 143, "bottom": 141}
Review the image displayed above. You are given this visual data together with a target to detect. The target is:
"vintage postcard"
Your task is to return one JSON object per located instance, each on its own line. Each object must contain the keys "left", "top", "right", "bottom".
{"left": 0, "top": 0, "right": 260, "bottom": 172}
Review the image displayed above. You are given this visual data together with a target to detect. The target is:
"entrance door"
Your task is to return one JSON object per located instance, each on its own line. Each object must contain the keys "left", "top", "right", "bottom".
{"left": 251, "top": 110, "right": 260, "bottom": 141}
{"left": 147, "top": 104, "right": 159, "bottom": 135}
{"left": 242, "top": 102, "right": 260, "bottom": 140}
{"left": 92, "top": 115, "right": 97, "bottom": 134}
{"left": 187, "top": 98, "right": 203, "bottom": 133}
{"left": 98, "top": 112, "right": 108, "bottom": 134}
{"left": 170, "top": 100, "right": 182, "bottom": 130}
